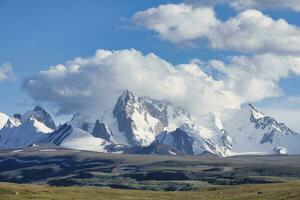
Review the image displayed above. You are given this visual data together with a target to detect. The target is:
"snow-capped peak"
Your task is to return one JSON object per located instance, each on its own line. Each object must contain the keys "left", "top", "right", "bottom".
{"left": 3, "top": 117, "right": 21, "bottom": 129}
{"left": 154, "top": 122, "right": 225, "bottom": 156}
{"left": 244, "top": 104, "right": 298, "bottom": 136}
{"left": 0, "top": 115, "right": 53, "bottom": 149}
{"left": 39, "top": 123, "right": 118, "bottom": 153}
{"left": 248, "top": 103, "right": 265, "bottom": 121}
{"left": 0, "top": 112, "right": 9, "bottom": 129}
{"left": 113, "top": 90, "right": 192, "bottom": 146}
{"left": 0, "top": 92, "right": 299, "bottom": 157}
{"left": 119, "top": 90, "right": 138, "bottom": 105}
{"left": 217, "top": 103, "right": 300, "bottom": 155}
{"left": 27, "top": 116, "right": 53, "bottom": 133}
{"left": 22, "top": 106, "right": 56, "bottom": 129}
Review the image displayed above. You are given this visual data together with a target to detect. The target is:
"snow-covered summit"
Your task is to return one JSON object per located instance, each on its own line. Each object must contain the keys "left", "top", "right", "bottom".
{"left": 0, "top": 93, "right": 299, "bottom": 157}
{"left": 0, "top": 112, "right": 9, "bottom": 129}
{"left": 218, "top": 104, "right": 300, "bottom": 155}
{"left": 48, "top": 92, "right": 300, "bottom": 156}
{"left": 38, "top": 123, "right": 113, "bottom": 152}
{"left": 0, "top": 116, "right": 52, "bottom": 149}
{"left": 113, "top": 90, "right": 192, "bottom": 146}
{"left": 248, "top": 103, "right": 265, "bottom": 120}
{"left": 248, "top": 104, "right": 297, "bottom": 136}
{"left": 22, "top": 106, "right": 56, "bottom": 130}
{"left": 154, "top": 123, "right": 225, "bottom": 156}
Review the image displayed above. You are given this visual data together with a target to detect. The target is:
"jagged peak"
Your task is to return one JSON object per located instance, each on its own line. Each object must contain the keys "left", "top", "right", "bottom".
{"left": 119, "top": 90, "right": 137, "bottom": 100}
{"left": 117, "top": 90, "right": 173, "bottom": 110}
{"left": 114, "top": 90, "right": 141, "bottom": 118}
{"left": 20, "top": 116, "right": 41, "bottom": 127}
{"left": 121, "top": 89, "right": 134, "bottom": 96}
{"left": 33, "top": 105, "right": 47, "bottom": 112}
{"left": 13, "top": 113, "right": 22, "bottom": 120}
{"left": 26, "top": 116, "right": 53, "bottom": 133}
{"left": 248, "top": 103, "right": 262, "bottom": 112}
{"left": 114, "top": 90, "right": 139, "bottom": 111}
{"left": 22, "top": 106, "right": 56, "bottom": 130}
{"left": 3, "top": 118, "right": 18, "bottom": 129}
{"left": 245, "top": 104, "right": 298, "bottom": 136}
{"left": 154, "top": 122, "right": 225, "bottom": 156}
{"left": 92, "top": 120, "right": 114, "bottom": 142}
{"left": 3, "top": 115, "right": 23, "bottom": 129}
{"left": 244, "top": 103, "right": 265, "bottom": 120}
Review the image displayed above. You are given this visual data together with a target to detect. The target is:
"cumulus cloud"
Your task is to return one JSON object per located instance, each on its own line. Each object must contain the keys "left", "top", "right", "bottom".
{"left": 133, "top": 4, "right": 300, "bottom": 54}
{"left": 185, "top": 0, "right": 300, "bottom": 11}
{"left": 0, "top": 63, "right": 15, "bottom": 82}
{"left": 228, "top": 0, "right": 300, "bottom": 11}
{"left": 211, "top": 54, "right": 300, "bottom": 102}
{"left": 133, "top": 4, "right": 218, "bottom": 43}
{"left": 23, "top": 49, "right": 300, "bottom": 116}
{"left": 24, "top": 49, "right": 186, "bottom": 114}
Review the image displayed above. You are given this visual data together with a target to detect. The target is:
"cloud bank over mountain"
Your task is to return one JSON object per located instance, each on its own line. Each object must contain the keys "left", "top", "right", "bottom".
{"left": 23, "top": 49, "right": 300, "bottom": 116}
{"left": 22, "top": 1, "right": 300, "bottom": 127}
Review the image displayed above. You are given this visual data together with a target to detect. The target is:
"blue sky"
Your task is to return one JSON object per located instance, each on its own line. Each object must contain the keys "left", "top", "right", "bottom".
{"left": 1, "top": 0, "right": 300, "bottom": 128}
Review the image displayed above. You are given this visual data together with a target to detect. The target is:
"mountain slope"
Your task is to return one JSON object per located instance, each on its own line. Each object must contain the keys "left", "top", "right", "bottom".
{"left": 219, "top": 104, "right": 300, "bottom": 155}
{"left": 112, "top": 90, "right": 191, "bottom": 146}
{"left": 22, "top": 106, "right": 56, "bottom": 129}
{"left": 0, "top": 116, "right": 52, "bottom": 148}
{"left": 0, "top": 107, "right": 55, "bottom": 149}
{"left": 0, "top": 91, "right": 299, "bottom": 157}
{"left": 0, "top": 113, "right": 9, "bottom": 129}
{"left": 38, "top": 123, "right": 113, "bottom": 152}
{"left": 37, "top": 92, "right": 300, "bottom": 156}
{"left": 153, "top": 123, "right": 225, "bottom": 156}
{"left": 70, "top": 90, "right": 192, "bottom": 147}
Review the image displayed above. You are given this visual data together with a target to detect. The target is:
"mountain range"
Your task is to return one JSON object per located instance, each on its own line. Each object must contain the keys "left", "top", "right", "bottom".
{"left": 0, "top": 90, "right": 299, "bottom": 157}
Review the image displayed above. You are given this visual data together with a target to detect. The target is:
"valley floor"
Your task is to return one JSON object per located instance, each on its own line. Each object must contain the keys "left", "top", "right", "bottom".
{"left": 1, "top": 148, "right": 300, "bottom": 199}
{"left": 0, "top": 181, "right": 300, "bottom": 200}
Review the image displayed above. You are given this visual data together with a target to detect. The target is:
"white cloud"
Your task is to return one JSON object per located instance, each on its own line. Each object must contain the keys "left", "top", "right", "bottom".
{"left": 229, "top": 0, "right": 300, "bottom": 11}
{"left": 24, "top": 49, "right": 187, "bottom": 114}
{"left": 211, "top": 10, "right": 300, "bottom": 54}
{"left": 0, "top": 63, "right": 15, "bottom": 82}
{"left": 133, "top": 4, "right": 218, "bottom": 43}
{"left": 213, "top": 54, "right": 300, "bottom": 102}
{"left": 185, "top": 0, "right": 300, "bottom": 11}
{"left": 133, "top": 4, "right": 300, "bottom": 54}
{"left": 23, "top": 49, "right": 300, "bottom": 116}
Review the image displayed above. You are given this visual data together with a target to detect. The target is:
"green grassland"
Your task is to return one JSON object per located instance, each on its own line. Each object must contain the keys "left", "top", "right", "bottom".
{"left": 1, "top": 149, "right": 300, "bottom": 191}
{"left": 1, "top": 149, "right": 300, "bottom": 199}
{"left": 0, "top": 181, "right": 299, "bottom": 200}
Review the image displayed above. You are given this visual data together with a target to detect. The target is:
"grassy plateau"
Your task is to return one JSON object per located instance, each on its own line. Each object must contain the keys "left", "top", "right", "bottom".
{"left": 0, "top": 148, "right": 300, "bottom": 199}
{"left": 0, "top": 181, "right": 300, "bottom": 200}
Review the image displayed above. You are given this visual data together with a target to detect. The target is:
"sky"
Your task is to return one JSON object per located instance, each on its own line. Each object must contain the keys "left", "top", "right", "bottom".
{"left": 1, "top": 0, "right": 300, "bottom": 130}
